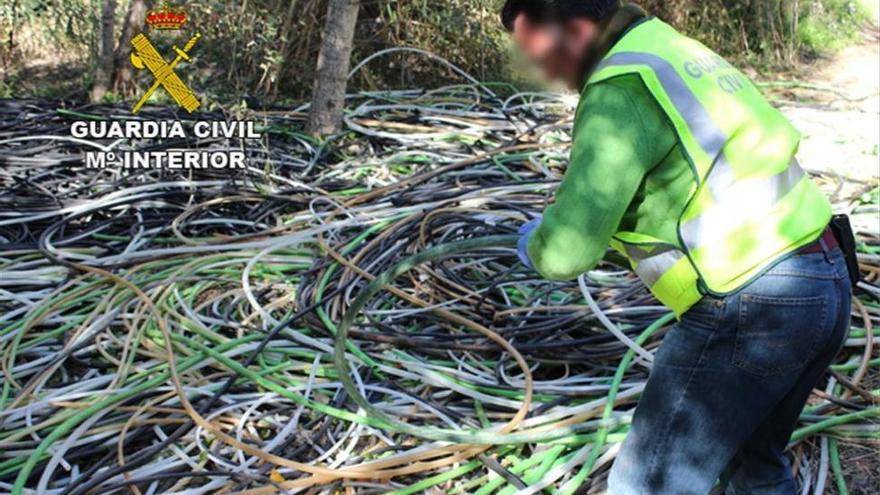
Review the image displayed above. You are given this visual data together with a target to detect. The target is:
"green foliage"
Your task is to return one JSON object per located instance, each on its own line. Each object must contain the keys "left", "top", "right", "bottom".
{"left": 363, "top": 0, "right": 512, "bottom": 87}
{"left": 798, "top": 0, "right": 869, "bottom": 54}
{"left": 0, "top": 0, "right": 872, "bottom": 103}
{"left": 0, "top": 79, "right": 12, "bottom": 98}
{"left": 1, "top": 0, "right": 98, "bottom": 56}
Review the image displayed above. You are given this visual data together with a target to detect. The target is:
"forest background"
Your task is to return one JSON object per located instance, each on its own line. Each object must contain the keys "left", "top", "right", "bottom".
{"left": 0, "top": 0, "right": 875, "bottom": 108}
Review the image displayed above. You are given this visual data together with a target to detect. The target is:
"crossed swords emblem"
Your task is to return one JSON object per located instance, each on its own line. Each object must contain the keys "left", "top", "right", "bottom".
{"left": 130, "top": 32, "right": 201, "bottom": 114}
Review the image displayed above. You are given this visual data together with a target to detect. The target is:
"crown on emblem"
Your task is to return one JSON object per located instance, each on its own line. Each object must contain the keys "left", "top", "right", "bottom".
{"left": 146, "top": 2, "right": 188, "bottom": 30}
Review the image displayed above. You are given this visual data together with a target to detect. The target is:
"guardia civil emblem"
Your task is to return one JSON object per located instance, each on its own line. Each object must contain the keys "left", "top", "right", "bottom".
{"left": 129, "top": 2, "right": 200, "bottom": 114}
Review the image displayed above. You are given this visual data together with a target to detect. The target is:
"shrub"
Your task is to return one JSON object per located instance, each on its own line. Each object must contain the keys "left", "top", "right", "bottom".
{"left": 0, "top": 0, "right": 872, "bottom": 103}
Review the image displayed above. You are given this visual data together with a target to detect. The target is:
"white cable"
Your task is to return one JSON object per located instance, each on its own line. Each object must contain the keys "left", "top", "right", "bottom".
{"left": 578, "top": 274, "right": 655, "bottom": 365}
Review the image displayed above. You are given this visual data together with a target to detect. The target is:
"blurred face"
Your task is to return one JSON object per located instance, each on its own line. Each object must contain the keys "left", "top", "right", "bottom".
{"left": 511, "top": 14, "right": 599, "bottom": 89}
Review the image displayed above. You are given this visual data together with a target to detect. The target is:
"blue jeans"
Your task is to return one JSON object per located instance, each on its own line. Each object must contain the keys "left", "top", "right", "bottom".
{"left": 608, "top": 247, "right": 852, "bottom": 495}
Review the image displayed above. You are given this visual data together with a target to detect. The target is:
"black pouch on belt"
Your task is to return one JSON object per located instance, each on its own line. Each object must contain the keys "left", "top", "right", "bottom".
{"left": 830, "top": 214, "right": 861, "bottom": 289}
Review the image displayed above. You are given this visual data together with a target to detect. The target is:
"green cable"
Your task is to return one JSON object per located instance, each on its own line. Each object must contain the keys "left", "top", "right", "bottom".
{"left": 329, "top": 232, "right": 678, "bottom": 488}
{"left": 496, "top": 444, "right": 567, "bottom": 495}
{"left": 791, "top": 407, "right": 880, "bottom": 441}
{"left": 473, "top": 446, "right": 569, "bottom": 495}
{"left": 10, "top": 333, "right": 266, "bottom": 494}
{"left": 331, "top": 235, "right": 595, "bottom": 445}
{"left": 556, "top": 312, "right": 675, "bottom": 495}
{"left": 829, "top": 438, "right": 850, "bottom": 495}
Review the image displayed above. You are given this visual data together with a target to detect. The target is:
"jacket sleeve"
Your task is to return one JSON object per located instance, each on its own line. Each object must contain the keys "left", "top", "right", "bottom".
{"left": 526, "top": 78, "right": 671, "bottom": 280}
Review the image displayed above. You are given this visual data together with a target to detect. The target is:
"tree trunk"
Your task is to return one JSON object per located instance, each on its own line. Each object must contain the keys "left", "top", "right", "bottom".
{"left": 90, "top": 0, "right": 117, "bottom": 102}
{"left": 113, "top": 0, "right": 152, "bottom": 95}
{"left": 2, "top": 0, "right": 18, "bottom": 69}
{"left": 306, "top": 0, "right": 360, "bottom": 136}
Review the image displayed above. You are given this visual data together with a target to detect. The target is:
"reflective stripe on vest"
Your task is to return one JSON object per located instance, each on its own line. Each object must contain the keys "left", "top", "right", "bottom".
{"left": 587, "top": 19, "right": 831, "bottom": 313}
{"left": 617, "top": 240, "right": 699, "bottom": 314}
{"left": 626, "top": 245, "right": 685, "bottom": 288}
{"left": 596, "top": 51, "right": 809, "bottom": 260}
{"left": 681, "top": 158, "right": 806, "bottom": 248}
{"left": 596, "top": 52, "right": 725, "bottom": 177}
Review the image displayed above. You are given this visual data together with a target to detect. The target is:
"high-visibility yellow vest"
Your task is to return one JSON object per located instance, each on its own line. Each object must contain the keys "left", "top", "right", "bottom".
{"left": 587, "top": 18, "right": 832, "bottom": 316}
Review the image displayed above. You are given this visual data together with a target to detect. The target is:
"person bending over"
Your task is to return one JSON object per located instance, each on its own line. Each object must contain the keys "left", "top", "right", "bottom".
{"left": 502, "top": 1, "right": 854, "bottom": 493}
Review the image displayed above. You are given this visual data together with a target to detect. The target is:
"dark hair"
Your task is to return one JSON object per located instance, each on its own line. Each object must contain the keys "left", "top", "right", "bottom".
{"left": 501, "top": 0, "right": 621, "bottom": 31}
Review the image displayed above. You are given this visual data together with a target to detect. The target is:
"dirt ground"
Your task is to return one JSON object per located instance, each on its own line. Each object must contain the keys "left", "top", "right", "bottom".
{"left": 796, "top": 367, "right": 880, "bottom": 495}
{"left": 825, "top": 440, "right": 880, "bottom": 495}
{"left": 826, "top": 363, "right": 880, "bottom": 494}
{"left": 766, "top": 23, "right": 880, "bottom": 245}
{"left": 775, "top": 26, "right": 880, "bottom": 201}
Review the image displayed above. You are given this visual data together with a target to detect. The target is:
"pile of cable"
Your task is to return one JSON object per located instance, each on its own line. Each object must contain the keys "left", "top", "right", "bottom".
{"left": 0, "top": 86, "right": 877, "bottom": 495}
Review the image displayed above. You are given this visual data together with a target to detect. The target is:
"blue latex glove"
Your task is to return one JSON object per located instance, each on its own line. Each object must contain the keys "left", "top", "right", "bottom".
{"left": 517, "top": 218, "right": 541, "bottom": 270}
